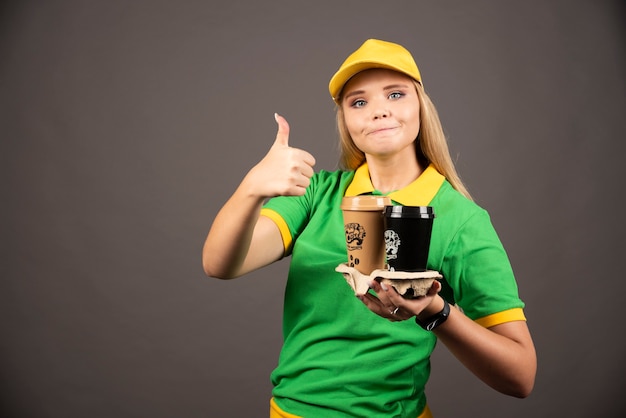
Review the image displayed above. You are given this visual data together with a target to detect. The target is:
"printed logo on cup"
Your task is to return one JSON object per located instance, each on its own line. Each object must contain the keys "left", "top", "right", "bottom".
{"left": 340, "top": 195, "right": 390, "bottom": 275}
{"left": 384, "top": 229, "right": 401, "bottom": 261}
{"left": 345, "top": 222, "right": 366, "bottom": 250}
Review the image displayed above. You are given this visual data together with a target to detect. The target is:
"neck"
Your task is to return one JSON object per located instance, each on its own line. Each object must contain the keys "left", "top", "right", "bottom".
{"left": 366, "top": 154, "right": 425, "bottom": 194}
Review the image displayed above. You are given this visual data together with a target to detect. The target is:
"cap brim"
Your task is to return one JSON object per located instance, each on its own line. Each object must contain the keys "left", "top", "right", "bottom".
{"left": 329, "top": 61, "right": 419, "bottom": 102}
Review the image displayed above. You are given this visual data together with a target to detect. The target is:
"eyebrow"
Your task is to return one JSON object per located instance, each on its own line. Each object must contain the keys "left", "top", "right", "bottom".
{"left": 343, "top": 83, "right": 412, "bottom": 101}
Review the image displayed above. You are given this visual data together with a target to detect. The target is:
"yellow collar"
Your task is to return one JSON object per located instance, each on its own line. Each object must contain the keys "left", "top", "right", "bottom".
{"left": 344, "top": 163, "right": 445, "bottom": 206}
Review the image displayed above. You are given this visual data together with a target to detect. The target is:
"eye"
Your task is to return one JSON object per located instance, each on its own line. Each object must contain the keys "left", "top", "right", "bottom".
{"left": 389, "top": 91, "right": 405, "bottom": 100}
{"left": 351, "top": 99, "right": 367, "bottom": 108}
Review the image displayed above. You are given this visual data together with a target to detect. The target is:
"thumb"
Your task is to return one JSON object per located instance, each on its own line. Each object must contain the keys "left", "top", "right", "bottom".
{"left": 273, "top": 113, "right": 290, "bottom": 147}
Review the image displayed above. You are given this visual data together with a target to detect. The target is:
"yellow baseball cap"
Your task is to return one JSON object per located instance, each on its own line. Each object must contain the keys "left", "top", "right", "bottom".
{"left": 328, "top": 39, "right": 422, "bottom": 102}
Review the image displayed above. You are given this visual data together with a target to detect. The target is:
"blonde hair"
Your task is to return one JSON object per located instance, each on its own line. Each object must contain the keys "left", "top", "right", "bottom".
{"left": 335, "top": 80, "right": 472, "bottom": 200}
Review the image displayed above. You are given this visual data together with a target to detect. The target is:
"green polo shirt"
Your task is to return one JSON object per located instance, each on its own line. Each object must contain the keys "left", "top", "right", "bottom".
{"left": 261, "top": 164, "right": 525, "bottom": 417}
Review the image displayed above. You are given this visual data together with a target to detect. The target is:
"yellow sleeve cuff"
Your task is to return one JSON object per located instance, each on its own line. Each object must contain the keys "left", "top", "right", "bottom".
{"left": 260, "top": 208, "right": 292, "bottom": 255}
{"left": 474, "top": 308, "right": 526, "bottom": 328}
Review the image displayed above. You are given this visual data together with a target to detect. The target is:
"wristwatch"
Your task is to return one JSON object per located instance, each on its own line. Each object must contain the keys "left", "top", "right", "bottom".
{"left": 415, "top": 298, "right": 450, "bottom": 331}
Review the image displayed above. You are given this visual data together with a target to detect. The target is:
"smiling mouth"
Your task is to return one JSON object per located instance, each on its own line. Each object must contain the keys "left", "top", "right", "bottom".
{"left": 368, "top": 126, "right": 398, "bottom": 135}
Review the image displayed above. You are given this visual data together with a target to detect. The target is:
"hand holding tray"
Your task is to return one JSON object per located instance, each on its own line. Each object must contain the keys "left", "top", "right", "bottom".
{"left": 335, "top": 263, "right": 442, "bottom": 298}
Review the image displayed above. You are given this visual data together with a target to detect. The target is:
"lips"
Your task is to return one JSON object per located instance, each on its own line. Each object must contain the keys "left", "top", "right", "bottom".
{"left": 367, "top": 126, "right": 398, "bottom": 135}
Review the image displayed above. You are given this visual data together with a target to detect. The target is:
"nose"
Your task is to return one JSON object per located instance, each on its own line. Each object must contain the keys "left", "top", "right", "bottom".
{"left": 373, "top": 107, "right": 389, "bottom": 119}
{"left": 371, "top": 99, "right": 390, "bottom": 119}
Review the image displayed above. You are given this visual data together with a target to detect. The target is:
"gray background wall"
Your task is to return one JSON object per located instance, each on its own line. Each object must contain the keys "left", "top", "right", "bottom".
{"left": 2, "top": 1, "right": 625, "bottom": 417}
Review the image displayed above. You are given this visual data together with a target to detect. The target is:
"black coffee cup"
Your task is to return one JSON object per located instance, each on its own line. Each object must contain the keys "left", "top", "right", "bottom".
{"left": 383, "top": 206, "right": 435, "bottom": 272}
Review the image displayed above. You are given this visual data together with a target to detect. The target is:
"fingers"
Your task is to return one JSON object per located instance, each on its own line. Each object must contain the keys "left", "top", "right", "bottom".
{"left": 273, "top": 113, "right": 316, "bottom": 194}
{"left": 426, "top": 280, "right": 442, "bottom": 296}
{"left": 358, "top": 281, "right": 402, "bottom": 321}
{"left": 281, "top": 148, "right": 315, "bottom": 195}
{"left": 273, "top": 113, "right": 290, "bottom": 147}
{"left": 360, "top": 279, "right": 443, "bottom": 321}
{"left": 273, "top": 113, "right": 316, "bottom": 165}
{"left": 300, "top": 149, "right": 317, "bottom": 168}
{"left": 247, "top": 113, "right": 316, "bottom": 198}
{"left": 369, "top": 280, "right": 399, "bottom": 314}
{"left": 358, "top": 292, "right": 397, "bottom": 320}
{"left": 359, "top": 291, "right": 408, "bottom": 322}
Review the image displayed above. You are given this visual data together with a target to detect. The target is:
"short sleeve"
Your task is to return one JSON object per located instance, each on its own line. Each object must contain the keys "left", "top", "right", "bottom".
{"left": 441, "top": 209, "right": 525, "bottom": 321}
{"left": 261, "top": 171, "right": 349, "bottom": 255}
{"left": 261, "top": 191, "right": 312, "bottom": 256}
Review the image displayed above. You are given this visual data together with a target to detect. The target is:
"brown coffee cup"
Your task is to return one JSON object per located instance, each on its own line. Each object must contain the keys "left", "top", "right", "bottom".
{"left": 340, "top": 196, "right": 391, "bottom": 275}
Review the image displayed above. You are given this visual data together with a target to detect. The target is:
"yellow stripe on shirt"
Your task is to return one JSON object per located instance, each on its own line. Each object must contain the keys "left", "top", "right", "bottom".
{"left": 269, "top": 398, "right": 433, "bottom": 418}
{"left": 474, "top": 308, "right": 526, "bottom": 328}
{"left": 260, "top": 207, "right": 292, "bottom": 254}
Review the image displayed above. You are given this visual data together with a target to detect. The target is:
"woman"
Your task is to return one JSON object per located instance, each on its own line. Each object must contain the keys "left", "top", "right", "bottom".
{"left": 203, "top": 39, "right": 536, "bottom": 418}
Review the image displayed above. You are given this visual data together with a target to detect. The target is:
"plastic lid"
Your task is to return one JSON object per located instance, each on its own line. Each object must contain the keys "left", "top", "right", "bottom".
{"left": 340, "top": 196, "right": 391, "bottom": 211}
{"left": 384, "top": 205, "right": 435, "bottom": 218}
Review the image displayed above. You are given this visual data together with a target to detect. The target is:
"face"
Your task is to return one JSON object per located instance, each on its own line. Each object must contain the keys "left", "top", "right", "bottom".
{"left": 341, "top": 69, "right": 420, "bottom": 162}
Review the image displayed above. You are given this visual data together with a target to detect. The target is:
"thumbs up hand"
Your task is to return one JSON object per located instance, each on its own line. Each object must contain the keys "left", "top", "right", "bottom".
{"left": 243, "top": 113, "right": 316, "bottom": 198}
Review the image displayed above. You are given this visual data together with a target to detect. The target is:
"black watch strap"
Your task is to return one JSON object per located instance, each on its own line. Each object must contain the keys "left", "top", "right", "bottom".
{"left": 415, "top": 298, "right": 450, "bottom": 331}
